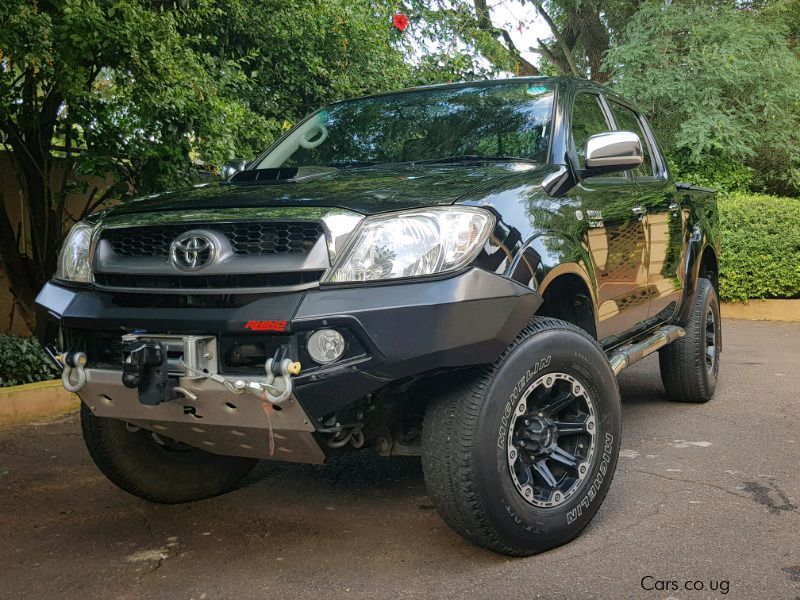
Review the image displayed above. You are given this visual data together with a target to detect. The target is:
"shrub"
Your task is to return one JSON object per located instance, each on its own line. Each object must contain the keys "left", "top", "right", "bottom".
{"left": 719, "top": 194, "right": 800, "bottom": 302}
{"left": 0, "top": 334, "right": 57, "bottom": 388}
{"left": 668, "top": 151, "right": 753, "bottom": 196}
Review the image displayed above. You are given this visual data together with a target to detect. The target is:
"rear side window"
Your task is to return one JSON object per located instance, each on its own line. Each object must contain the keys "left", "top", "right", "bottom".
{"left": 609, "top": 101, "right": 656, "bottom": 178}
{"left": 571, "top": 93, "right": 613, "bottom": 171}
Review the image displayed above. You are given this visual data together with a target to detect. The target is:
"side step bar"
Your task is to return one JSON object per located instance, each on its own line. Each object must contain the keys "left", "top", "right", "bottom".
{"left": 608, "top": 325, "right": 685, "bottom": 376}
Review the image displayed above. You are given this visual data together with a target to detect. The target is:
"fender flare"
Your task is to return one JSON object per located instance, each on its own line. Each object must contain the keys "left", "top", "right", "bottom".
{"left": 506, "top": 231, "right": 598, "bottom": 329}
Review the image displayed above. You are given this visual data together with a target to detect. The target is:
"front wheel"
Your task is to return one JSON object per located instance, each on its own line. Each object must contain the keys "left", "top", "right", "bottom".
{"left": 422, "top": 317, "right": 621, "bottom": 556}
{"left": 81, "top": 404, "right": 258, "bottom": 503}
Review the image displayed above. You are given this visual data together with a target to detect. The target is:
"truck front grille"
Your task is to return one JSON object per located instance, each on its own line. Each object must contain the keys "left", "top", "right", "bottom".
{"left": 102, "top": 221, "right": 324, "bottom": 257}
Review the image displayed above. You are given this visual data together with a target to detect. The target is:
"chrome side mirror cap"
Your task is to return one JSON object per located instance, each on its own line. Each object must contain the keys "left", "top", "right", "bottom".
{"left": 584, "top": 131, "right": 643, "bottom": 175}
{"left": 221, "top": 159, "right": 250, "bottom": 180}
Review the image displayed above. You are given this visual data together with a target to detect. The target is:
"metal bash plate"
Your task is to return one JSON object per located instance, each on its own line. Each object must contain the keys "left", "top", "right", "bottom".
{"left": 81, "top": 369, "right": 325, "bottom": 464}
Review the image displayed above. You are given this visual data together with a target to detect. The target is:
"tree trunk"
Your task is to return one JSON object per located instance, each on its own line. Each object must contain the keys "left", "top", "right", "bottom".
{"left": 0, "top": 84, "right": 65, "bottom": 333}
{"left": 0, "top": 205, "right": 38, "bottom": 333}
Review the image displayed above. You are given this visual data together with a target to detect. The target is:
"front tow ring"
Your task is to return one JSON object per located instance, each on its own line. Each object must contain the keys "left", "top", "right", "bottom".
{"left": 60, "top": 352, "right": 87, "bottom": 393}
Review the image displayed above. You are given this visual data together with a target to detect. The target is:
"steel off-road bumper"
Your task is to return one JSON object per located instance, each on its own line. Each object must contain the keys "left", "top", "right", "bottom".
{"left": 36, "top": 268, "right": 542, "bottom": 462}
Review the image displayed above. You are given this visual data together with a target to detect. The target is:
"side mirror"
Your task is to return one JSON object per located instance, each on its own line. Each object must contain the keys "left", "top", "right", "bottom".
{"left": 583, "top": 131, "right": 643, "bottom": 176}
{"left": 221, "top": 159, "right": 250, "bottom": 180}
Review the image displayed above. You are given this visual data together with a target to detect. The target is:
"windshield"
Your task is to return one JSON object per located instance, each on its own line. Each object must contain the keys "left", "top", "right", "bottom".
{"left": 254, "top": 82, "right": 554, "bottom": 170}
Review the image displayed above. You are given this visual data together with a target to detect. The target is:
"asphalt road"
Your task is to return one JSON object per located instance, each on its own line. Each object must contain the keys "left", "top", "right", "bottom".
{"left": 1, "top": 319, "right": 798, "bottom": 600}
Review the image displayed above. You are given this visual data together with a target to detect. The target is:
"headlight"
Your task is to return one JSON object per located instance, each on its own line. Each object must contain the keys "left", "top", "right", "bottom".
{"left": 325, "top": 207, "right": 494, "bottom": 283}
{"left": 56, "top": 221, "right": 93, "bottom": 283}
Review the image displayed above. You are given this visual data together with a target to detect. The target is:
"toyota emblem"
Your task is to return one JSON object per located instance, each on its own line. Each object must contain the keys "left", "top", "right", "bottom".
{"left": 169, "top": 231, "right": 216, "bottom": 270}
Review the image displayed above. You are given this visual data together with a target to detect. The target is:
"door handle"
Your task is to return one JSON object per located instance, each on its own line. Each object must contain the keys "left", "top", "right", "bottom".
{"left": 631, "top": 206, "right": 647, "bottom": 216}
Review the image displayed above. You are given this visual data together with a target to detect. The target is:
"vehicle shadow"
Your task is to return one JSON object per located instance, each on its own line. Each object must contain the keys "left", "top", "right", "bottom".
{"left": 616, "top": 353, "right": 671, "bottom": 406}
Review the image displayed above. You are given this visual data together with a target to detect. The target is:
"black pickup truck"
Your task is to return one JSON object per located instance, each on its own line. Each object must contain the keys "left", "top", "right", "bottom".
{"left": 36, "top": 77, "right": 721, "bottom": 556}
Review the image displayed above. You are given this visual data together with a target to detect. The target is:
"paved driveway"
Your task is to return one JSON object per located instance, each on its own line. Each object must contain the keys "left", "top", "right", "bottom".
{"left": 1, "top": 319, "right": 798, "bottom": 599}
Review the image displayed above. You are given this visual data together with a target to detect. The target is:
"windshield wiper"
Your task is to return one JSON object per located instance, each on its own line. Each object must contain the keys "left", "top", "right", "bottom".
{"left": 410, "top": 155, "right": 537, "bottom": 165}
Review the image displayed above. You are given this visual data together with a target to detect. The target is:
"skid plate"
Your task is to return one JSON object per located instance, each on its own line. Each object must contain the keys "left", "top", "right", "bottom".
{"left": 80, "top": 368, "right": 325, "bottom": 464}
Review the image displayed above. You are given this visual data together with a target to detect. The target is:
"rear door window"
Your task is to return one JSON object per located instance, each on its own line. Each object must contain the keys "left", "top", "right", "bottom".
{"left": 608, "top": 101, "right": 656, "bottom": 178}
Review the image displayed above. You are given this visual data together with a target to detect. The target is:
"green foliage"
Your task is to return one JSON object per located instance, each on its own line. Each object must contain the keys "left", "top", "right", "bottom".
{"left": 668, "top": 150, "right": 753, "bottom": 195}
{"left": 397, "top": 1, "right": 524, "bottom": 83}
{"left": 0, "top": 0, "right": 516, "bottom": 196}
{"left": 606, "top": 1, "right": 800, "bottom": 197}
{"left": 718, "top": 194, "right": 800, "bottom": 301}
{"left": 0, "top": 335, "right": 56, "bottom": 387}
{"left": 0, "top": 0, "right": 422, "bottom": 194}
{"left": 189, "top": 0, "right": 418, "bottom": 166}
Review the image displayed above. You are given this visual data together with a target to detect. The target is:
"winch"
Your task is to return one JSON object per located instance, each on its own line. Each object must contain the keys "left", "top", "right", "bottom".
{"left": 59, "top": 334, "right": 302, "bottom": 406}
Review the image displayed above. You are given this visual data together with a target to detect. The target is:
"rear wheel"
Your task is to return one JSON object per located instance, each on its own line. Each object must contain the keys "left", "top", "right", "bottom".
{"left": 81, "top": 404, "right": 258, "bottom": 503}
{"left": 422, "top": 317, "right": 621, "bottom": 556}
{"left": 659, "top": 278, "right": 721, "bottom": 403}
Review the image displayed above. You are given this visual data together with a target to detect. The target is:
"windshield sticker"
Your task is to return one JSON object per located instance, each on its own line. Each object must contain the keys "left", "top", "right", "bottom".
{"left": 527, "top": 85, "right": 549, "bottom": 96}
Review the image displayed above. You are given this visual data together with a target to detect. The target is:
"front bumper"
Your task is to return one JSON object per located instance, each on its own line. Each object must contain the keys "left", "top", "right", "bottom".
{"left": 37, "top": 268, "right": 541, "bottom": 455}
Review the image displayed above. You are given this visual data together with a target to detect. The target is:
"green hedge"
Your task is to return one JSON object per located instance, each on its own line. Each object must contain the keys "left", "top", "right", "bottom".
{"left": 0, "top": 334, "right": 57, "bottom": 388}
{"left": 719, "top": 193, "right": 800, "bottom": 302}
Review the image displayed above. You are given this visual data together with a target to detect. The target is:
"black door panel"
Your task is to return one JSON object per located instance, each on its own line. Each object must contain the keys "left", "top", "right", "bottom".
{"left": 567, "top": 93, "right": 650, "bottom": 341}
{"left": 607, "top": 100, "right": 685, "bottom": 322}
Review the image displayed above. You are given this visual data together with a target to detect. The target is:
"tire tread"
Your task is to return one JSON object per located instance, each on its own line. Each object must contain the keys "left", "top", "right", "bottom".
{"left": 81, "top": 404, "right": 258, "bottom": 504}
{"left": 659, "top": 278, "right": 719, "bottom": 404}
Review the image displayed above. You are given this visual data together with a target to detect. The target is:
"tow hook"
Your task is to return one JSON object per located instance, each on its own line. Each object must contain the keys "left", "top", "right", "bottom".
{"left": 230, "top": 356, "right": 301, "bottom": 405}
{"left": 59, "top": 352, "right": 87, "bottom": 393}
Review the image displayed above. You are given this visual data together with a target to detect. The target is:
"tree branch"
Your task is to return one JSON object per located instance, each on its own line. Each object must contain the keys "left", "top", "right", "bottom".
{"left": 75, "top": 183, "right": 118, "bottom": 223}
{"left": 536, "top": 38, "right": 560, "bottom": 65}
{"left": 0, "top": 195, "right": 38, "bottom": 332}
{"left": 532, "top": 1, "right": 581, "bottom": 77}
{"left": 473, "top": 0, "right": 540, "bottom": 75}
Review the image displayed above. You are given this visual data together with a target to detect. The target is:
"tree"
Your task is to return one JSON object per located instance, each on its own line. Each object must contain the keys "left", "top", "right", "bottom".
{"left": 404, "top": 0, "right": 641, "bottom": 82}
{"left": 605, "top": 0, "right": 800, "bottom": 196}
{"left": 0, "top": 0, "right": 235, "bottom": 330}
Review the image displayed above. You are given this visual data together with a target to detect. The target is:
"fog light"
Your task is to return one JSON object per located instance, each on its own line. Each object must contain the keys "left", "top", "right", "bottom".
{"left": 307, "top": 329, "right": 346, "bottom": 365}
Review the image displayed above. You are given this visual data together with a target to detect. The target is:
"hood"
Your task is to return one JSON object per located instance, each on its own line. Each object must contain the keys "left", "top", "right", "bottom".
{"left": 106, "top": 163, "right": 537, "bottom": 217}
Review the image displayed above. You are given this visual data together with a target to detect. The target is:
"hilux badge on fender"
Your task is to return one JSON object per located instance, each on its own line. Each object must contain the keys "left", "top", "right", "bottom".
{"left": 169, "top": 231, "right": 216, "bottom": 270}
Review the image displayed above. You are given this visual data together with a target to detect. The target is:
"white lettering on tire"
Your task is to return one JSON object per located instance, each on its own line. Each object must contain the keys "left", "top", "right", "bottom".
{"left": 566, "top": 431, "right": 614, "bottom": 524}
{"left": 497, "top": 355, "right": 552, "bottom": 449}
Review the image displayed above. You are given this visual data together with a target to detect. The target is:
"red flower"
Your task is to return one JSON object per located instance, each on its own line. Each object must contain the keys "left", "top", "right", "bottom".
{"left": 392, "top": 13, "right": 409, "bottom": 32}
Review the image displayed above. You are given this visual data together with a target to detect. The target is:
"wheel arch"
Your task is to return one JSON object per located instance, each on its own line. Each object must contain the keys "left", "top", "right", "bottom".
{"left": 537, "top": 270, "right": 598, "bottom": 340}
{"left": 698, "top": 245, "right": 719, "bottom": 295}
{"left": 677, "top": 234, "right": 720, "bottom": 324}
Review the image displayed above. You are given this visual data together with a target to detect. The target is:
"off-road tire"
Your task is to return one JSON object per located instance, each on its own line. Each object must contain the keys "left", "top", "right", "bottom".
{"left": 659, "top": 278, "right": 721, "bottom": 403}
{"left": 422, "top": 317, "right": 621, "bottom": 556}
{"left": 81, "top": 404, "right": 258, "bottom": 503}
